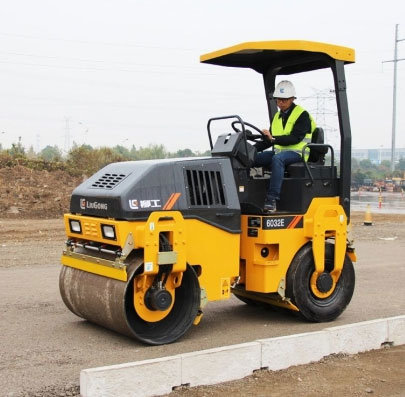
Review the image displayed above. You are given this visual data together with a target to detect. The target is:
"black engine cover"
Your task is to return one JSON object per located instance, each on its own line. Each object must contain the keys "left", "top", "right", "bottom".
{"left": 70, "top": 157, "right": 241, "bottom": 233}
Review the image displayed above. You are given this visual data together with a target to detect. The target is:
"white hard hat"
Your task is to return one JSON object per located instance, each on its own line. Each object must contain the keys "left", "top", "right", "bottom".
{"left": 274, "top": 80, "right": 296, "bottom": 99}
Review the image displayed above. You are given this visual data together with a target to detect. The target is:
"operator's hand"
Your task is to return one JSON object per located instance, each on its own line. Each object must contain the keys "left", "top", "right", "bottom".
{"left": 262, "top": 129, "right": 274, "bottom": 141}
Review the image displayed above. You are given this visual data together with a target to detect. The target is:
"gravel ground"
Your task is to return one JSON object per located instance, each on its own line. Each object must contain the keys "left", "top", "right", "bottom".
{"left": 0, "top": 212, "right": 404, "bottom": 396}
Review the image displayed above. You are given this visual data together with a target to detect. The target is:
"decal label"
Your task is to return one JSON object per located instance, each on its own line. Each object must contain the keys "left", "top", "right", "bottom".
{"left": 80, "top": 198, "right": 108, "bottom": 211}
{"left": 144, "top": 262, "right": 154, "bottom": 272}
{"left": 262, "top": 215, "right": 303, "bottom": 230}
{"left": 129, "top": 199, "right": 161, "bottom": 210}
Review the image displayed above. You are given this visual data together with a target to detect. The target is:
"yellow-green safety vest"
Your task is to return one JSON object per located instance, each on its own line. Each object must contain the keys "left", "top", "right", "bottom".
{"left": 272, "top": 104, "right": 316, "bottom": 160}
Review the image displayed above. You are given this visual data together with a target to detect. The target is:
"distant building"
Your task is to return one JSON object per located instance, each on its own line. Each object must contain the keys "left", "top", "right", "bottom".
{"left": 335, "top": 148, "right": 405, "bottom": 164}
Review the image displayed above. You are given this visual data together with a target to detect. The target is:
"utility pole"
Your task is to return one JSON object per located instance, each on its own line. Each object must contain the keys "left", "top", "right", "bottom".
{"left": 383, "top": 24, "right": 405, "bottom": 172}
{"left": 64, "top": 117, "right": 71, "bottom": 154}
{"left": 36, "top": 133, "right": 40, "bottom": 153}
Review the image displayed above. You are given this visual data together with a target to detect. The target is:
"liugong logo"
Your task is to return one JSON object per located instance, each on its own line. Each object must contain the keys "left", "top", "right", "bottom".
{"left": 129, "top": 199, "right": 161, "bottom": 210}
{"left": 80, "top": 198, "right": 108, "bottom": 211}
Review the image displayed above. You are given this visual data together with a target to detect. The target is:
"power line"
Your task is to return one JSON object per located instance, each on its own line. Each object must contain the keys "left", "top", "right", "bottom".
{"left": 0, "top": 50, "right": 202, "bottom": 70}
{"left": 0, "top": 32, "right": 197, "bottom": 51}
{"left": 0, "top": 59, "right": 215, "bottom": 76}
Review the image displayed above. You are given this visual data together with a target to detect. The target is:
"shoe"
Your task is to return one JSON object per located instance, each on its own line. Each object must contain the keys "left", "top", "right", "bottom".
{"left": 263, "top": 198, "right": 277, "bottom": 213}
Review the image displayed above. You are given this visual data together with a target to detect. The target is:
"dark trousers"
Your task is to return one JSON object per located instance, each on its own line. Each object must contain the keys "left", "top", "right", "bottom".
{"left": 254, "top": 150, "right": 301, "bottom": 200}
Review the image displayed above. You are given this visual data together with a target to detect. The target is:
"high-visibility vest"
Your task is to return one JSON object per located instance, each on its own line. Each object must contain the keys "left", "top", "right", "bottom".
{"left": 272, "top": 104, "right": 316, "bottom": 160}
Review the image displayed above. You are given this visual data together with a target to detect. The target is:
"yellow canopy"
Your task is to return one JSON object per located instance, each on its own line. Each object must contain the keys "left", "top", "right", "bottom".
{"left": 200, "top": 40, "right": 355, "bottom": 74}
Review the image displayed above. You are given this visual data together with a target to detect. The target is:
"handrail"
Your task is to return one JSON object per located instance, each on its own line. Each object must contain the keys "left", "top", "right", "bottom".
{"left": 301, "top": 143, "right": 334, "bottom": 186}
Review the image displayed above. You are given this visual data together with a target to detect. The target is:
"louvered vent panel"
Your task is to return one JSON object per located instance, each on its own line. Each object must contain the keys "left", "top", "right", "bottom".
{"left": 90, "top": 173, "right": 128, "bottom": 189}
{"left": 82, "top": 221, "right": 100, "bottom": 238}
{"left": 185, "top": 168, "right": 226, "bottom": 207}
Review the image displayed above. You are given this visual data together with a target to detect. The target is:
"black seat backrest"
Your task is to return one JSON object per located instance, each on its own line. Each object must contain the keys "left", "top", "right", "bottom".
{"left": 307, "top": 127, "right": 328, "bottom": 164}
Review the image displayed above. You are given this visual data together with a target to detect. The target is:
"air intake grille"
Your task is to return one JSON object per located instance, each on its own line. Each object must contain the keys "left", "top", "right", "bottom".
{"left": 185, "top": 168, "right": 226, "bottom": 207}
{"left": 90, "top": 173, "right": 128, "bottom": 189}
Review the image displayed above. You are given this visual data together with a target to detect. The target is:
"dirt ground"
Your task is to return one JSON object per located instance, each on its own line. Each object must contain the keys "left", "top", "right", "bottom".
{"left": 169, "top": 345, "right": 405, "bottom": 397}
{"left": 1, "top": 166, "right": 405, "bottom": 397}
{"left": 0, "top": 165, "right": 83, "bottom": 219}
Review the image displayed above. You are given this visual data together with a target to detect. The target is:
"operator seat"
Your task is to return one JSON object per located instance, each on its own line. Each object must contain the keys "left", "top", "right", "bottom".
{"left": 307, "top": 127, "right": 328, "bottom": 164}
{"left": 276, "top": 127, "right": 337, "bottom": 213}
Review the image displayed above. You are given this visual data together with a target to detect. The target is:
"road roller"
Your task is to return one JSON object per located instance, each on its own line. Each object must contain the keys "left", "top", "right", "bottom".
{"left": 60, "top": 40, "right": 357, "bottom": 345}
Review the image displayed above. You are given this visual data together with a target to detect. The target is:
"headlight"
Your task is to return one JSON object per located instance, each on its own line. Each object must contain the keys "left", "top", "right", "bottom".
{"left": 101, "top": 224, "right": 116, "bottom": 240}
{"left": 69, "top": 219, "right": 82, "bottom": 233}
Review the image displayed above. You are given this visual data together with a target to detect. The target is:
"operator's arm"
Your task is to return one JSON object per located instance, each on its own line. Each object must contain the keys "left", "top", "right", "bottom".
{"left": 254, "top": 137, "right": 272, "bottom": 152}
{"left": 272, "top": 111, "right": 311, "bottom": 146}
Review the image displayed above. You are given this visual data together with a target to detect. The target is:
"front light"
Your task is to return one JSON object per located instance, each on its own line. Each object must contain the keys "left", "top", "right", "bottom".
{"left": 101, "top": 224, "right": 116, "bottom": 240}
{"left": 69, "top": 219, "right": 82, "bottom": 233}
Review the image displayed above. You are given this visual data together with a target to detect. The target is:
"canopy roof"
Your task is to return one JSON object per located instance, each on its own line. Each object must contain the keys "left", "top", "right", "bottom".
{"left": 200, "top": 40, "right": 355, "bottom": 74}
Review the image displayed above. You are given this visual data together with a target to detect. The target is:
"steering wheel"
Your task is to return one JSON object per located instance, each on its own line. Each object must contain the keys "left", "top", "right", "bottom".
{"left": 231, "top": 121, "right": 266, "bottom": 143}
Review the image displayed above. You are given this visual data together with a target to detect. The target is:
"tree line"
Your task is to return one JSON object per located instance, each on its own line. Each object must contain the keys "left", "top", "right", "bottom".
{"left": 1, "top": 138, "right": 404, "bottom": 183}
{"left": 0, "top": 139, "right": 210, "bottom": 176}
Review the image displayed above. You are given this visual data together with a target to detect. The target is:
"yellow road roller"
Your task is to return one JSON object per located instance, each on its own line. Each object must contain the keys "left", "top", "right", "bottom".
{"left": 60, "top": 40, "right": 357, "bottom": 345}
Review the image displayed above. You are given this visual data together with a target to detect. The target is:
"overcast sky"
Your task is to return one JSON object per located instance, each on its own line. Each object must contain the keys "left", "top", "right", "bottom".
{"left": 0, "top": 0, "right": 404, "bottom": 154}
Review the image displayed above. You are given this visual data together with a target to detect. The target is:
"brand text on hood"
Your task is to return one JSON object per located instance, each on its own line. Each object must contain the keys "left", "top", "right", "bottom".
{"left": 80, "top": 198, "right": 108, "bottom": 211}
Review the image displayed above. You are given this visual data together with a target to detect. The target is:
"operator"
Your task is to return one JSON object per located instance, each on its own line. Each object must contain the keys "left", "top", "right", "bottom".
{"left": 254, "top": 80, "right": 316, "bottom": 213}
